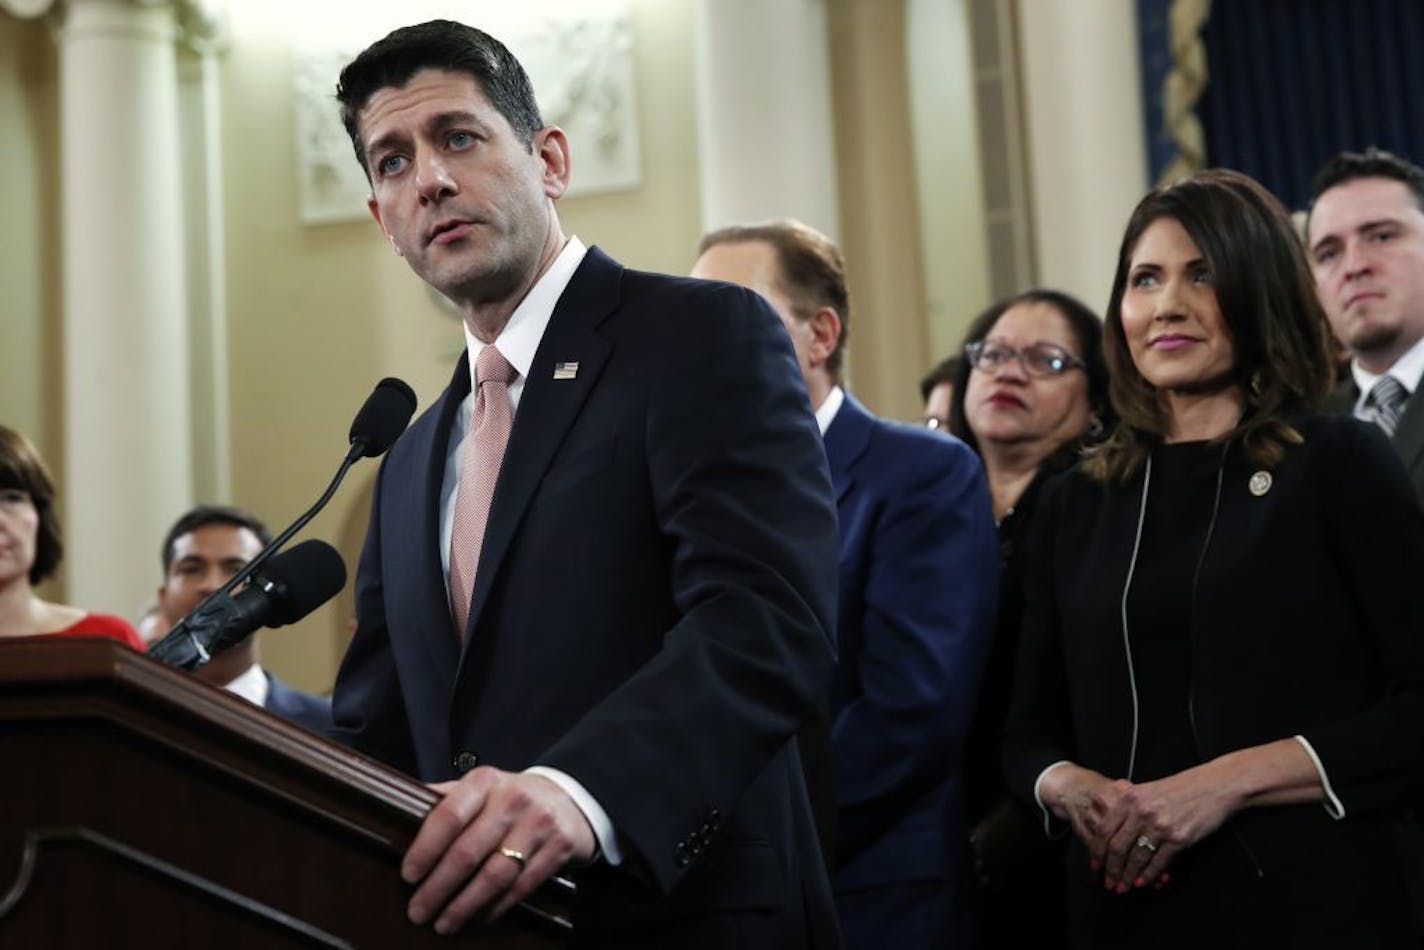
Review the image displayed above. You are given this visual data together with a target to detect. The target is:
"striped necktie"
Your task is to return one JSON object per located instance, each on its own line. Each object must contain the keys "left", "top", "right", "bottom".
{"left": 1368, "top": 375, "right": 1407, "bottom": 438}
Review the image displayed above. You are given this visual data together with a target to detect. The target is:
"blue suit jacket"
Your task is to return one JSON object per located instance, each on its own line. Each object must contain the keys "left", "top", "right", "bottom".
{"left": 823, "top": 394, "right": 997, "bottom": 907}
{"left": 263, "top": 670, "right": 333, "bottom": 735}
{"left": 332, "top": 249, "right": 842, "bottom": 945}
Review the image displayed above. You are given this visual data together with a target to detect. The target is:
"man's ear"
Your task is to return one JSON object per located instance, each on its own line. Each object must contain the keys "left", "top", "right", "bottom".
{"left": 807, "top": 306, "right": 843, "bottom": 368}
{"left": 367, "top": 196, "right": 402, "bottom": 256}
{"left": 534, "top": 126, "right": 571, "bottom": 200}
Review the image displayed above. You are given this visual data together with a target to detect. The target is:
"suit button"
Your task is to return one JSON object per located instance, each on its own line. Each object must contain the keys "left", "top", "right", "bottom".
{"left": 453, "top": 751, "right": 479, "bottom": 774}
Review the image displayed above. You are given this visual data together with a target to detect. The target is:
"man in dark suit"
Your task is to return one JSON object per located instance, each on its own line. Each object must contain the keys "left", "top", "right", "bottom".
{"left": 693, "top": 220, "right": 998, "bottom": 948}
{"left": 329, "top": 21, "right": 841, "bottom": 945}
{"left": 154, "top": 505, "right": 333, "bottom": 733}
{"left": 1308, "top": 148, "right": 1424, "bottom": 937}
{"left": 1308, "top": 148, "right": 1424, "bottom": 505}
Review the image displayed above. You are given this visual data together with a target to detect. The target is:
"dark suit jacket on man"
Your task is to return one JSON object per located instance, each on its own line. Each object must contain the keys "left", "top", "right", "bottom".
{"left": 264, "top": 670, "right": 333, "bottom": 735}
{"left": 822, "top": 392, "right": 997, "bottom": 942}
{"left": 332, "top": 248, "right": 842, "bottom": 947}
{"left": 1325, "top": 380, "right": 1424, "bottom": 506}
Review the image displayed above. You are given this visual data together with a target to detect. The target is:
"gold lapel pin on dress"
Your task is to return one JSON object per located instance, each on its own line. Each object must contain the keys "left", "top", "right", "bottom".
{"left": 1248, "top": 471, "right": 1272, "bottom": 496}
{"left": 553, "top": 361, "right": 579, "bottom": 380}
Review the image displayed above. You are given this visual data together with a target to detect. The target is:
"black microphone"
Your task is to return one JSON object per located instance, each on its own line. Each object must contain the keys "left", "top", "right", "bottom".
{"left": 148, "top": 378, "right": 416, "bottom": 671}
{"left": 149, "top": 541, "right": 347, "bottom": 670}
{"left": 347, "top": 377, "right": 418, "bottom": 461}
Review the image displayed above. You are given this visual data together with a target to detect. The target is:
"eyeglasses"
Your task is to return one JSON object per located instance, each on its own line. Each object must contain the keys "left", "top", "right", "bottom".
{"left": 964, "top": 341, "right": 1084, "bottom": 378}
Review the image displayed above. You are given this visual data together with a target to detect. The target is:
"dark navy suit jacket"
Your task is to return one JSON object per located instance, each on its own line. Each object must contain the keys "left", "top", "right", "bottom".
{"left": 823, "top": 393, "right": 997, "bottom": 931}
{"left": 332, "top": 249, "right": 842, "bottom": 946}
{"left": 263, "top": 670, "right": 333, "bottom": 735}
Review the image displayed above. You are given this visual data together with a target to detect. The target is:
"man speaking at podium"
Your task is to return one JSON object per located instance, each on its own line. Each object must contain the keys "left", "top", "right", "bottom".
{"left": 329, "top": 20, "right": 841, "bottom": 946}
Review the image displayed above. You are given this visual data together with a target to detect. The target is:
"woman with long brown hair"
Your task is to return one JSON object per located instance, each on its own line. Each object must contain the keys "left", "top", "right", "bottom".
{"left": 1003, "top": 169, "right": 1424, "bottom": 946}
{"left": 0, "top": 425, "right": 143, "bottom": 647}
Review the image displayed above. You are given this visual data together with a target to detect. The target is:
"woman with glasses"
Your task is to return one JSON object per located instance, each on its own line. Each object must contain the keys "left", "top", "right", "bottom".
{"left": 947, "top": 289, "right": 1109, "bottom": 946}
{"left": 0, "top": 425, "right": 144, "bottom": 647}
{"left": 1003, "top": 169, "right": 1424, "bottom": 947}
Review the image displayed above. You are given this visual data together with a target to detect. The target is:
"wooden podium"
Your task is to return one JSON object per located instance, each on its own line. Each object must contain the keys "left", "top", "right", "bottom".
{"left": 0, "top": 637, "right": 570, "bottom": 948}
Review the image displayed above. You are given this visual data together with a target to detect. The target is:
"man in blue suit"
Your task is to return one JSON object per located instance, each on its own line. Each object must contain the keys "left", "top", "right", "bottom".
{"left": 329, "top": 21, "right": 841, "bottom": 946}
{"left": 153, "top": 505, "right": 334, "bottom": 734}
{"left": 694, "top": 220, "right": 999, "bottom": 948}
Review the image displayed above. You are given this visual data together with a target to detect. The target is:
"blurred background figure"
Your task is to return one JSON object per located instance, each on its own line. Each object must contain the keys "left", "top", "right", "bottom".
{"left": 1005, "top": 169, "right": 1424, "bottom": 947}
{"left": 1308, "top": 148, "right": 1424, "bottom": 506}
{"left": 919, "top": 355, "right": 960, "bottom": 432}
{"left": 154, "top": 504, "right": 332, "bottom": 732}
{"left": 694, "top": 220, "right": 998, "bottom": 950}
{"left": 947, "top": 290, "right": 1109, "bottom": 946}
{"left": 0, "top": 425, "right": 143, "bottom": 648}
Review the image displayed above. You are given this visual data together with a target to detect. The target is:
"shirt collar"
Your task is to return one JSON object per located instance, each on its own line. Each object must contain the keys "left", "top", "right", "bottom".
{"left": 223, "top": 662, "right": 269, "bottom": 708}
{"left": 462, "top": 236, "right": 589, "bottom": 389}
{"left": 814, "top": 385, "right": 845, "bottom": 435}
{"left": 1350, "top": 333, "right": 1424, "bottom": 413}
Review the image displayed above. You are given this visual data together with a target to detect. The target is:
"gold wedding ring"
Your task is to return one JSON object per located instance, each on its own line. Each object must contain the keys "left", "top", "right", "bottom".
{"left": 498, "top": 846, "right": 527, "bottom": 868}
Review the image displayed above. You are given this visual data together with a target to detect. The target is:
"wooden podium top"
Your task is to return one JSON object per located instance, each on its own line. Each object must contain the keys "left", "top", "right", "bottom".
{"left": 0, "top": 636, "right": 569, "bottom": 948}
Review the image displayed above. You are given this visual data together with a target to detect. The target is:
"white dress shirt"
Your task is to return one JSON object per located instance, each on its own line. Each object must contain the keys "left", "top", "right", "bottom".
{"left": 224, "top": 661, "right": 270, "bottom": 708}
{"left": 814, "top": 385, "right": 844, "bottom": 436}
{"left": 436, "top": 236, "right": 622, "bottom": 864}
{"left": 1349, "top": 333, "right": 1424, "bottom": 421}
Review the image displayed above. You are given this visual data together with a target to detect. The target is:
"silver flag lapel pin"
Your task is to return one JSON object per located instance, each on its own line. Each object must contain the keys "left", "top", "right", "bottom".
{"left": 553, "top": 361, "right": 580, "bottom": 380}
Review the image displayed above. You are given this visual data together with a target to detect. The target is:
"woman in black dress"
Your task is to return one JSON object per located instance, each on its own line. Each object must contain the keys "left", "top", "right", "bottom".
{"left": 948, "top": 290, "right": 1109, "bottom": 946}
{"left": 1003, "top": 169, "right": 1424, "bottom": 947}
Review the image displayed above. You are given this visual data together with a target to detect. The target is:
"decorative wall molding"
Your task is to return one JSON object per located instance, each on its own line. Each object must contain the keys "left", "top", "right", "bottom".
{"left": 0, "top": 0, "right": 227, "bottom": 51}
{"left": 293, "top": 9, "right": 641, "bottom": 225}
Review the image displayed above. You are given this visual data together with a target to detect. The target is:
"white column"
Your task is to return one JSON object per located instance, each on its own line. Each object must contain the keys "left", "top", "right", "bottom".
{"left": 692, "top": 0, "right": 840, "bottom": 238}
{"left": 55, "top": 0, "right": 193, "bottom": 615}
{"left": 1016, "top": 0, "right": 1149, "bottom": 306}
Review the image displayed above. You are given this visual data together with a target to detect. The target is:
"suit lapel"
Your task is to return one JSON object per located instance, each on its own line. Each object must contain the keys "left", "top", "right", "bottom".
{"left": 460, "top": 247, "right": 619, "bottom": 643}
{"left": 1392, "top": 386, "right": 1424, "bottom": 474}
{"left": 391, "top": 355, "right": 469, "bottom": 691}
{"left": 822, "top": 391, "right": 874, "bottom": 503}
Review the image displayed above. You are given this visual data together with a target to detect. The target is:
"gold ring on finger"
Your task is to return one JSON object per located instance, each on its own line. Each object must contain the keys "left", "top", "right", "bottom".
{"left": 498, "top": 846, "right": 527, "bottom": 869}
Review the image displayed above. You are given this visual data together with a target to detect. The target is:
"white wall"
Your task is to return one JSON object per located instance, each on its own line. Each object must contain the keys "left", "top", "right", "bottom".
{"left": 1017, "top": 0, "right": 1149, "bottom": 310}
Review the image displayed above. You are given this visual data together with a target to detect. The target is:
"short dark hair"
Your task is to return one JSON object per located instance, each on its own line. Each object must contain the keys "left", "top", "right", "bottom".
{"left": 698, "top": 220, "right": 851, "bottom": 379}
{"left": 336, "top": 20, "right": 544, "bottom": 178}
{"left": 919, "top": 355, "right": 960, "bottom": 403}
{"left": 947, "top": 289, "right": 1110, "bottom": 457}
{"left": 160, "top": 505, "right": 273, "bottom": 575}
{"left": 1307, "top": 147, "right": 1424, "bottom": 234}
{"left": 1088, "top": 168, "right": 1333, "bottom": 482}
{"left": 0, "top": 425, "right": 62, "bottom": 585}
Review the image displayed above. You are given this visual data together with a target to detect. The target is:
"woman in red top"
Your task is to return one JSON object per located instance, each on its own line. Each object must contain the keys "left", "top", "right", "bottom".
{"left": 0, "top": 425, "right": 142, "bottom": 649}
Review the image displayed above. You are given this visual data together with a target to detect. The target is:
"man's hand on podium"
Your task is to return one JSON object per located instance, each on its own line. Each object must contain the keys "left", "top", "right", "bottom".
{"left": 401, "top": 767, "right": 596, "bottom": 934}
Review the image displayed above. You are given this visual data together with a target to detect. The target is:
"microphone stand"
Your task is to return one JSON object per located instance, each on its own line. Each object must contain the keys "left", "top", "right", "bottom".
{"left": 152, "top": 439, "right": 367, "bottom": 668}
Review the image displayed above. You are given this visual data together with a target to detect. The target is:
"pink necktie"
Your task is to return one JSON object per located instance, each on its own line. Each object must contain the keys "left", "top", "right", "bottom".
{"left": 449, "top": 345, "right": 517, "bottom": 637}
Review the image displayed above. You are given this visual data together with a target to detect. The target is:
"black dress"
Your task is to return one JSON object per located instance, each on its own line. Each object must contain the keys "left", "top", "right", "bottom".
{"left": 967, "top": 449, "right": 1075, "bottom": 948}
{"left": 1003, "top": 420, "right": 1424, "bottom": 949}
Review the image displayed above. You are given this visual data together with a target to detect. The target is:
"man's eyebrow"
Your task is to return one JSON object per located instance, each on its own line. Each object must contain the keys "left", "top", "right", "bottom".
{"left": 366, "top": 111, "right": 484, "bottom": 156}
{"left": 1356, "top": 217, "right": 1402, "bottom": 233}
{"left": 1311, "top": 217, "right": 1403, "bottom": 254}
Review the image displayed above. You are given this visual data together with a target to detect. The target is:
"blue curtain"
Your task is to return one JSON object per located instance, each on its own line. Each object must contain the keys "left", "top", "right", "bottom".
{"left": 1136, "top": 0, "right": 1176, "bottom": 185}
{"left": 1139, "top": 0, "right": 1424, "bottom": 209}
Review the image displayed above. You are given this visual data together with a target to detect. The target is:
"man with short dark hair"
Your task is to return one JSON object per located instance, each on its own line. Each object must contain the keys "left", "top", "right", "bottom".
{"left": 155, "top": 504, "right": 333, "bottom": 733}
{"left": 331, "top": 20, "right": 840, "bottom": 945}
{"left": 1307, "top": 147, "right": 1424, "bottom": 936}
{"left": 1308, "top": 147, "right": 1424, "bottom": 503}
{"left": 693, "top": 220, "right": 998, "bottom": 948}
